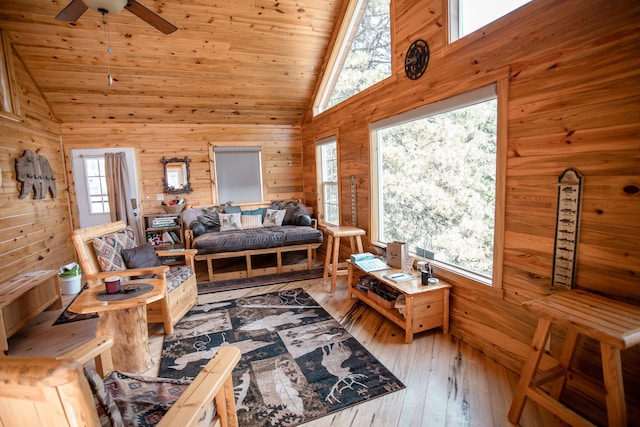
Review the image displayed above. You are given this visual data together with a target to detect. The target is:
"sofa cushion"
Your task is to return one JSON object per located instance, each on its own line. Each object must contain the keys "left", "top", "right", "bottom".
{"left": 103, "top": 370, "right": 213, "bottom": 427}
{"left": 219, "top": 212, "right": 242, "bottom": 231}
{"left": 166, "top": 265, "right": 193, "bottom": 292}
{"left": 92, "top": 226, "right": 136, "bottom": 272}
{"left": 263, "top": 209, "right": 285, "bottom": 227}
{"left": 192, "top": 225, "right": 323, "bottom": 254}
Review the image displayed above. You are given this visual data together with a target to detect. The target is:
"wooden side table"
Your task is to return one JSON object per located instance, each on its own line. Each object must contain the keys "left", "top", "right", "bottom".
{"left": 322, "top": 225, "right": 365, "bottom": 293}
{"left": 508, "top": 289, "right": 640, "bottom": 427}
{"left": 68, "top": 279, "right": 165, "bottom": 373}
{"left": 347, "top": 261, "right": 450, "bottom": 343}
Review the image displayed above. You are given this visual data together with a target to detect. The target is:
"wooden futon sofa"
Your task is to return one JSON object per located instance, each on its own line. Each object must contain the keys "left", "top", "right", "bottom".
{"left": 183, "top": 201, "right": 323, "bottom": 282}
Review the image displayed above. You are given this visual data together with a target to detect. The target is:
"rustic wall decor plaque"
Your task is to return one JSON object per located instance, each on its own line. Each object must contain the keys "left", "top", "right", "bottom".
{"left": 551, "top": 168, "right": 583, "bottom": 289}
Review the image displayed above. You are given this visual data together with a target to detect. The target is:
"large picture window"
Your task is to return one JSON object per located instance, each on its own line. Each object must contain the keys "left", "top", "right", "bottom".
{"left": 317, "top": 137, "right": 339, "bottom": 226}
{"left": 372, "top": 86, "right": 498, "bottom": 279}
{"left": 449, "top": 0, "right": 531, "bottom": 42}
{"left": 313, "top": 0, "right": 391, "bottom": 115}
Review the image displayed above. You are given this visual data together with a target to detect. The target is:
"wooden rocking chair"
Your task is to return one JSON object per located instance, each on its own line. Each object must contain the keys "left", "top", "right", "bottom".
{"left": 72, "top": 221, "right": 198, "bottom": 334}
{"left": 0, "top": 336, "right": 241, "bottom": 427}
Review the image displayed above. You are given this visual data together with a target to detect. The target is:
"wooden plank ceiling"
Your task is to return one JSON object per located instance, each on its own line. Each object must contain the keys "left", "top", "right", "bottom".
{"left": 0, "top": 0, "right": 342, "bottom": 125}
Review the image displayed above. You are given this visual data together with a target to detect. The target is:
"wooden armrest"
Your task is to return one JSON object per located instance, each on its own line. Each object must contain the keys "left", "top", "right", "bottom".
{"left": 157, "top": 346, "right": 241, "bottom": 427}
{"left": 60, "top": 336, "right": 114, "bottom": 377}
{"left": 184, "top": 229, "right": 194, "bottom": 249}
{"left": 156, "top": 249, "right": 197, "bottom": 270}
{"left": 85, "top": 265, "right": 170, "bottom": 281}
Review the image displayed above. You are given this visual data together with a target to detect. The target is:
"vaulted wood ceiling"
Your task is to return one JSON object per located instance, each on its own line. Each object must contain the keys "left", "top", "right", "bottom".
{"left": 0, "top": 0, "right": 342, "bottom": 125}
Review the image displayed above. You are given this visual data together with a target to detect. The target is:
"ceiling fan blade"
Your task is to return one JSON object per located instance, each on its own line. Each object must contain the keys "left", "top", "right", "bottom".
{"left": 125, "top": 0, "right": 178, "bottom": 34}
{"left": 55, "top": 0, "right": 89, "bottom": 22}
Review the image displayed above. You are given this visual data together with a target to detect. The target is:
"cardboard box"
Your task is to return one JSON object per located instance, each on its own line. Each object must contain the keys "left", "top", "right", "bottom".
{"left": 386, "top": 241, "right": 407, "bottom": 269}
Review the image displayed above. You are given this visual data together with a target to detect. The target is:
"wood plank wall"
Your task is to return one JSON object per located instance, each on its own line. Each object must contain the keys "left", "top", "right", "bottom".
{"left": 301, "top": 0, "right": 640, "bottom": 422}
{"left": 60, "top": 124, "right": 304, "bottom": 228}
{"left": 0, "top": 43, "right": 75, "bottom": 280}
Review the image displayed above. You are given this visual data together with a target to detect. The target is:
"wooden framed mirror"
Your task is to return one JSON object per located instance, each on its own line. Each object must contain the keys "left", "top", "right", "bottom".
{"left": 161, "top": 156, "right": 193, "bottom": 194}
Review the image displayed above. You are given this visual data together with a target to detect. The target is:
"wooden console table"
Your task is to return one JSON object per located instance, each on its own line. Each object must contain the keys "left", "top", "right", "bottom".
{"left": 347, "top": 261, "right": 450, "bottom": 343}
{"left": 68, "top": 279, "right": 164, "bottom": 373}
{"left": 0, "top": 270, "right": 62, "bottom": 355}
{"left": 508, "top": 289, "right": 640, "bottom": 427}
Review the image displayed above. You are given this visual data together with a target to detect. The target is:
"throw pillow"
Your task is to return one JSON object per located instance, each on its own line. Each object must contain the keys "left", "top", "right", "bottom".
{"left": 181, "top": 207, "right": 204, "bottom": 229}
{"left": 92, "top": 226, "right": 136, "bottom": 272}
{"left": 263, "top": 209, "right": 285, "bottom": 227}
{"left": 219, "top": 212, "right": 243, "bottom": 231}
{"left": 121, "top": 243, "right": 163, "bottom": 279}
{"left": 189, "top": 221, "right": 207, "bottom": 237}
{"left": 197, "top": 212, "right": 220, "bottom": 228}
{"left": 295, "top": 214, "right": 312, "bottom": 226}
{"left": 222, "top": 205, "right": 242, "bottom": 214}
{"left": 121, "top": 243, "right": 162, "bottom": 269}
{"left": 282, "top": 206, "right": 298, "bottom": 225}
{"left": 242, "top": 207, "right": 264, "bottom": 216}
{"left": 241, "top": 214, "right": 263, "bottom": 230}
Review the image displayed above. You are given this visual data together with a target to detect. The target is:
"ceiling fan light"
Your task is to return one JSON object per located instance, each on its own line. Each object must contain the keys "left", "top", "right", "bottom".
{"left": 82, "top": 0, "right": 127, "bottom": 14}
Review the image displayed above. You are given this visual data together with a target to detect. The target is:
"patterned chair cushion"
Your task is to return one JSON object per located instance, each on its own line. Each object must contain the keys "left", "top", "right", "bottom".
{"left": 92, "top": 226, "right": 137, "bottom": 272}
{"left": 84, "top": 367, "right": 125, "bottom": 427}
{"left": 166, "top": 265, "right": 193, "bottom": 292}
{"left": 103, "top": 371, "right": 215, "bottom": 427}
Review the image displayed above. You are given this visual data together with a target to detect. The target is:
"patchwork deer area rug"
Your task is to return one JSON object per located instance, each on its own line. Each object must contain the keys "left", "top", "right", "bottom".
{"left": 158, "top": 288, "right": 405, "bottom": 427}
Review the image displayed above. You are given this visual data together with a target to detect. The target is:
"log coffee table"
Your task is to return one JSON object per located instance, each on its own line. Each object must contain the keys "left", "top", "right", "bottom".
{"left": 68, "top": 278, "right": 164, "bottom": 373}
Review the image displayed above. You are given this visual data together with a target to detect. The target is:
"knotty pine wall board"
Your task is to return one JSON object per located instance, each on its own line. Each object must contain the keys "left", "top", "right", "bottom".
{"left": 0, "top": 45, "right": 74, "bottom": 280}
{"left": 301, "top": 0, "right": 640, "bottom": 420}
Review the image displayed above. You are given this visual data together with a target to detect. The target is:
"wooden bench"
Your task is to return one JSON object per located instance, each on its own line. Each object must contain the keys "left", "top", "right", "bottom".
{"left": 0, "top": 270, "right": 62, "bottom": 355}
{"left": 508, "top": 289, "right": 640, "bottom": 427}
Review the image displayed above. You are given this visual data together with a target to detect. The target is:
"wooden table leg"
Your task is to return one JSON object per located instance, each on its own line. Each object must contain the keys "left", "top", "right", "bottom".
{"left": 323, "top": 235, "right": 333, "bottom": 286}
{"left": 442, "top": 287, "right": 450, "bottom": 334}
{"left": 330, "top": 236, "right": 341, "bottom": 293}
{"left": 405, "top": 294, "right": 414, "bottom": 343}
{"left": 96, "top": 305, "right": 153, "bottom": 373}
{"left": 508, "top": 317, "right": 552, "bottom": 424}
{"left": 601, "top": 343, "right": 626, "bottom": 427}
{"left": 550, "top": 327, "right": 579, "bottom": 399}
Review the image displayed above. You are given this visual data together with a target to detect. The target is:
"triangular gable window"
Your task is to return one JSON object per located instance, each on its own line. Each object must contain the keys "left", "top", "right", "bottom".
{"left": 314, "top": 0, "right": 391, "bottom": 115}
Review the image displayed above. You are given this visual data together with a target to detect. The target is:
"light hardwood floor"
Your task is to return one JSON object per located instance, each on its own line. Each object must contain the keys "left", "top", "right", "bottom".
{"left": 8, "top": 276, "right": 567, "bottom": 427}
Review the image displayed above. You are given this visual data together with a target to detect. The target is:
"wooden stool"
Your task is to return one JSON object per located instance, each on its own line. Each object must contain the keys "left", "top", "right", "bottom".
{"left": 322, "top": 225, "right": 365, "bottom": 293}
{"left": 508, "top": 289, "right": 640, "bottom": 427}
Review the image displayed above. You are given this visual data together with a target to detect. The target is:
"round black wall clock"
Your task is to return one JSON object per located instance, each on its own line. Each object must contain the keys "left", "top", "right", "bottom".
{"left": 404, "top": 39, "right": 429, "bottom": 80}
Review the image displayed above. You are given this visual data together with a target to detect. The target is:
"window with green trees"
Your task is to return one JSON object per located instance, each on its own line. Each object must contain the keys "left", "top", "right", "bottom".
{"left": 372, "top": 86, "right": 498, "bottom": 279}
{"left": 317, "top": 137, "right": 340, "bottom": 225}
{"left": 314, "top": 0, "right": 391, "bottom": 115}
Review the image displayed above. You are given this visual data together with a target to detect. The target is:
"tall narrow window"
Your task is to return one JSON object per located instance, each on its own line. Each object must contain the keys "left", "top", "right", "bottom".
{"left": 317, "top": 137, "right": 339, "bottom": 226}
{"left": 372, "top": 86, "right": 498, "bottom": 280}
{"left": 213, "top": 146, "right": 263, "bottom": 204}
{"left": 449, "top": 0, "right": 531, "bottom": 42}
{"left": 84, "top": 156, "right": 109, "bottom": 214}
{"left": 314, "top": 0, "right": 391, "bottom": 115}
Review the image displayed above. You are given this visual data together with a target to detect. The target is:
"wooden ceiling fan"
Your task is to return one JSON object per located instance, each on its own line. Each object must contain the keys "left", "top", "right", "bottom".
{"left": 55, "top": 0, "right": 177, "bottom": 34}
